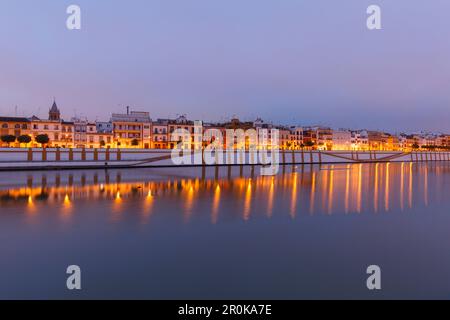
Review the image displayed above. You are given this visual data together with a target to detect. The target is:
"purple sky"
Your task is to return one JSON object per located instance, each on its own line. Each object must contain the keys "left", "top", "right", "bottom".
{"left": 1, "top": 0, "right": 450, "bottom": 132}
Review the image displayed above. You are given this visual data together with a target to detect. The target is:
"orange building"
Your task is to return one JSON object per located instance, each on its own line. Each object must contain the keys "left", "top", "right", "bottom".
{"left": 0, "top": 117, "right": 32, "bottom": 147}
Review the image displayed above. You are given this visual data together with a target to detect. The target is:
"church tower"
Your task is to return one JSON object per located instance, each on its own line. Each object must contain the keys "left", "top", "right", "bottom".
{"left": 49, "top": 100, "right": 60, "bottom": 121}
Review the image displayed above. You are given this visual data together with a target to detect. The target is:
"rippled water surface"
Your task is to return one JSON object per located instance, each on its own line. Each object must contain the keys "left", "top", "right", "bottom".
{"left": 0, "top": 163, "right": 450, "bottom": 299}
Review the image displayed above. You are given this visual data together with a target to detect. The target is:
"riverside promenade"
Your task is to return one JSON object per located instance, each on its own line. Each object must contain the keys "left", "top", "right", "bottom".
{"left": 0, "top": 148, "right": 448, "bottom": 171}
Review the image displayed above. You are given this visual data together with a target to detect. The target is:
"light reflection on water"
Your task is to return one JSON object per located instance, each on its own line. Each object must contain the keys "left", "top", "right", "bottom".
{"left": 0, "top": 162, "right": 443, "bottom": 220}
{"left": 0, "top": 163, "right": 450, "bottom": 299}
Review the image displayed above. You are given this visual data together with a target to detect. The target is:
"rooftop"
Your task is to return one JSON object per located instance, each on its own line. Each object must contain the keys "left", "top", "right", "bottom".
{"left": 0, "top": 116, "right": 31, "bottom": 122}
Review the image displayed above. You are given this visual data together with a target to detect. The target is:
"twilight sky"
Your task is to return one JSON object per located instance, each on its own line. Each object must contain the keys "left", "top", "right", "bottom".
{"left": 1, "top": 0, "right": 450, "bottom": 132}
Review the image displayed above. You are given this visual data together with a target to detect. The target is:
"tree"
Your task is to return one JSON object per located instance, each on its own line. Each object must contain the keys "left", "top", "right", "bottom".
{"left": 411, "top": 143, "right": 419, "bottom": 150}
{"left": 35, "top": 134, "right": 50, "bottom": 147}
{"left": 99, "top": 140, "right": 106, "bottom": 148}
{"left": 131, "top": 139, "right": 139, "bottom": 147}
{"left": 18, "top": 135, "right": 32, "bottom": 146}
{"left": 1, "top": 135, "right": 16, "bottom": 147}
{"left": 304, "top": 141, "right": 315, "bottom": 149}
{"left": 422, "top": 145, "right": 434, "bottom": 150}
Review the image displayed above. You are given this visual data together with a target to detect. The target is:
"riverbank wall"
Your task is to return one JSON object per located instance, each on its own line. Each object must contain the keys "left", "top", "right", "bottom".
{"left": 0, "top": 148, "right": 448, "bottom": 171}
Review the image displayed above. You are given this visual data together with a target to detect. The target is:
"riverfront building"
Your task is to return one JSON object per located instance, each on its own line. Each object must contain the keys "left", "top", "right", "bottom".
{"left": 2, "top": 100, "right": 450, "bottom": 151}
{"left": 0, "top": 117, "right": 31, "bottom": 141}
{"left": 332, "top": 130, "right": 352, "bottom": 151}
{"left": 111, "top": 108, "right": 152, "bottom": 148}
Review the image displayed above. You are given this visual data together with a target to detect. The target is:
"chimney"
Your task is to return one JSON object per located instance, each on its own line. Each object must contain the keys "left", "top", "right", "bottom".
{"left": 126, "top": 106, "right": 130, "bottom": 115}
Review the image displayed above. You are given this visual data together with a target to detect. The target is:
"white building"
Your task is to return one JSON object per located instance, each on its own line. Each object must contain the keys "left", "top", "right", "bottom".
{"left": 332, "top": 130, "right": 352, "bottom": 150}
{"left": 96, "top": 121, "right": 113, "bottom": 133}
{"left": 351, "top": 130, "right": 369, "bottom": 150}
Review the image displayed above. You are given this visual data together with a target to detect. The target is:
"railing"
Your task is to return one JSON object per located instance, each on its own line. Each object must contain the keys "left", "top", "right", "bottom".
{"left": 0, "top": 148, "right": 450, "bottom": 166}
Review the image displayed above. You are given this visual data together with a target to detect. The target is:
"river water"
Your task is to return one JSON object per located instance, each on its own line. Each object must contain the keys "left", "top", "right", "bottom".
{"left": 0, "top": 162, "right": 449, "bottom": 299}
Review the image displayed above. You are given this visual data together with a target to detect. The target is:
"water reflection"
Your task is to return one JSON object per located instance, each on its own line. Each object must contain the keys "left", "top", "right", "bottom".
{"left": 0, "top": 162, "right": 449, "bottom": 224}
{"left": 211, "top": 184, "right": 220, "bottom": 224}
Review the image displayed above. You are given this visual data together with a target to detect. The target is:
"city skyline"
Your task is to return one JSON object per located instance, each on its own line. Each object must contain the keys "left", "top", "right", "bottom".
{"left": 2, "top": 1, "right": 450, "bottom": 132}
{"left": 0, "top": 97, "right": 450, "bottom": 135}
{"left": 2, "top": 99, "right": 450, "bottom": 152}
{"left": 1, "top": 99, "right": 449, "bottom": 136}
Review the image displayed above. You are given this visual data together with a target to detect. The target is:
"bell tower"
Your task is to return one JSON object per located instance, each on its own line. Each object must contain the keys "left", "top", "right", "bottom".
{"left": 49, "top": 99, "right": 61, "bottom": 121}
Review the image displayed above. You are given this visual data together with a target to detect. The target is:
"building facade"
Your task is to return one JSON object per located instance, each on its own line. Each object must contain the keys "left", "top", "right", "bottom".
{"left": 111, "top": 109, "right": 152, "bottom": 148}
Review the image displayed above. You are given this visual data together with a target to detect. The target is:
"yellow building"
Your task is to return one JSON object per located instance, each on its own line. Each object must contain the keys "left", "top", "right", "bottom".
{"left": 86, "top": 132, "right": 114, "bottom": 149}
{"left": 29, "top": 101, "right": 65, "bottom": 147}
{"left": 60, "top": 121, "right": 75, "bottom": 148}
{"left": 112, "top": 109, "right": 152, "bottom": 148}
{"left": 30, "top": 117, "right": 63, "bottom": 147}
{"left": 386, "top": 135, "right": 400, "bottom": 151}
{"left": 0, "top": 117, "right": 32, "bottom": 147}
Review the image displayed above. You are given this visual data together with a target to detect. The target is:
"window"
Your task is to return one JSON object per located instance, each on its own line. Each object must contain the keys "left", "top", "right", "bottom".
{"left": 54, "top": 125, "right": 59, "bottom": 130}
{"left": 44, "top": 125, "right": 49, "bottom": 130}
{"left": 22, "top": 124, "right": 27, "bottom": 129}
{"left": 14, "top": 124, "right": 20, "bottom": 129}
{"left": 1, "top": 123, "right": 7, "bottom": 129}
